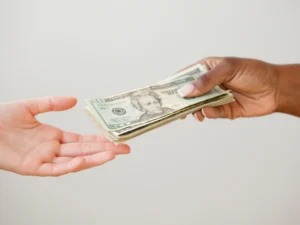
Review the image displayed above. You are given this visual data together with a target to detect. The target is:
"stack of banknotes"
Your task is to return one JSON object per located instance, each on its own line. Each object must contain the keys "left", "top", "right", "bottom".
{"left": 84, "top": 64, "right": 235, "bottom": 144}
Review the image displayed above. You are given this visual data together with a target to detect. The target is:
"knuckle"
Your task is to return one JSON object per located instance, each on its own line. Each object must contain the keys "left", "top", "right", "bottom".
{"left": 47, "top": 97, "right": 55, "bottom": 111}
{"left": 198, "top": 56, "right": 216, "bottom": 64}
{"left": 197, "top": 57, "right": 211, "bottom": 65}
{"left": 104, "top": 142, "right": 114, "bottom": 150}
{"left": 198, "top": 56, "right": 222, "bottom": 69}
{"left": 220, "top": 57, "right": 240, "bottom": 80}
{"left": 221, "top": 58, "right": 236, "bottom": 70}
{"left": 226, "top": 105, "right": 236, "bottom": 120}
{"left": 80, "top": 143, "right": 91, "bottom": 154}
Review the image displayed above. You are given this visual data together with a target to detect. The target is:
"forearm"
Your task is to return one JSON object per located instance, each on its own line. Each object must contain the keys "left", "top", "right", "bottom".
{"left": 276, "top": 64, "right": 300, "bottom": 117}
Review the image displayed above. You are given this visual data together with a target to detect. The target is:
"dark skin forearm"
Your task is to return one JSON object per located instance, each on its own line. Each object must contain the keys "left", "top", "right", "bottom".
{"left": 276, "top": 64, "right": 300, "bottom": 117}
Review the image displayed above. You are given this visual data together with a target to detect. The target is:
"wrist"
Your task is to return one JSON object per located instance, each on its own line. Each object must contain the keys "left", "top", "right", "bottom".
{"left": 275, "top": 64, "right": 300, "bottom": 117}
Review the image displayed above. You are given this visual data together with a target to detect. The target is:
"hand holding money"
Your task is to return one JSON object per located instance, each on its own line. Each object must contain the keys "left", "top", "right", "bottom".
{"left": 1, "top": 57, "right": 299, "bottom": 177}
{"left": 84, "top": 63, "right": 234, "bottom": 143}
{"left": 179, "top": 57, "right": 285, "bottom": 121}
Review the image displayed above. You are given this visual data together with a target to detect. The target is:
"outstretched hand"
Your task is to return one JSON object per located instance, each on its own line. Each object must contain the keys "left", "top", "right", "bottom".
{"left": 0, "top": 96, "right": 130, "bottom": 176}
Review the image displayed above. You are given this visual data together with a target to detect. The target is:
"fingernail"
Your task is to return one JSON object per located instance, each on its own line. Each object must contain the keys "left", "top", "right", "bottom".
{"left": 201, "top": 108, "right": 207, "bottom": 117}
{"left": 193, "top": 113, "right": 200, "bottom": 121}
{"left": 178, "top": 83, "right": 195, "bottom": 97}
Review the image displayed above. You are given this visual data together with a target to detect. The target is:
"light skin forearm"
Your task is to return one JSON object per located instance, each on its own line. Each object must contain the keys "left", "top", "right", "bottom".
{"left": 276, "top": 64, "right": 300, "bottom": 117}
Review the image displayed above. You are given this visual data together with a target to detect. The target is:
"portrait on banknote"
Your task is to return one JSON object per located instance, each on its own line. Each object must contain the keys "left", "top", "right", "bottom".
{"left": 130, "top": 89, "right": 174, "bottom": 122}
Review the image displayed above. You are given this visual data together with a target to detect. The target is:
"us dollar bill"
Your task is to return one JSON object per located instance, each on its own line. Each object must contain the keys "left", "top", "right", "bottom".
{"left": 158, "top": 63, "right": 209, "bottom": 84}
{"left": 84, "top": 64, "right": 235, "bottom": 143}
{"left": 85, "top": 93, "right": 234, "bottom": 144}
{"left": 85, "top": 68, "right": 228, "bottom": 131}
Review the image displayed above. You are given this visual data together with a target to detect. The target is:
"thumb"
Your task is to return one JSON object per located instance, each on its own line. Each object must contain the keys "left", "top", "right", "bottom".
{"left": 25, "top": 96, "right": 77, "bottom": 116}
{"left": 178, "top": 58, "right": 230, "bottom": 98}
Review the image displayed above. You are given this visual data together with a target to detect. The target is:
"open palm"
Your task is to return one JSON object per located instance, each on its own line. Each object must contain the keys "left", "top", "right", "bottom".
{"left": 0, "top": 96, "right": 130, "bottom": 176}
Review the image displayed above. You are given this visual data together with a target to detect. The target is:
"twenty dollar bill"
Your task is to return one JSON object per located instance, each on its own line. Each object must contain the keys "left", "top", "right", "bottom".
{"left": 84, "top": 64, "right": 235, "bottom": 143}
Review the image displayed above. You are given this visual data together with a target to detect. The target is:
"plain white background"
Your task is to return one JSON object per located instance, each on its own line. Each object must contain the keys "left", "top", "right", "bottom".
{"left": 0, "top": 1, "right": 299, "bottom": 224}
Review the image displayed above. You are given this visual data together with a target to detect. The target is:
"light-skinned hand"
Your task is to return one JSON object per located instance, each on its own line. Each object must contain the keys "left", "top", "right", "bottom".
{"left": 0, "top": 96, "right": 130, "bottom": 176}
